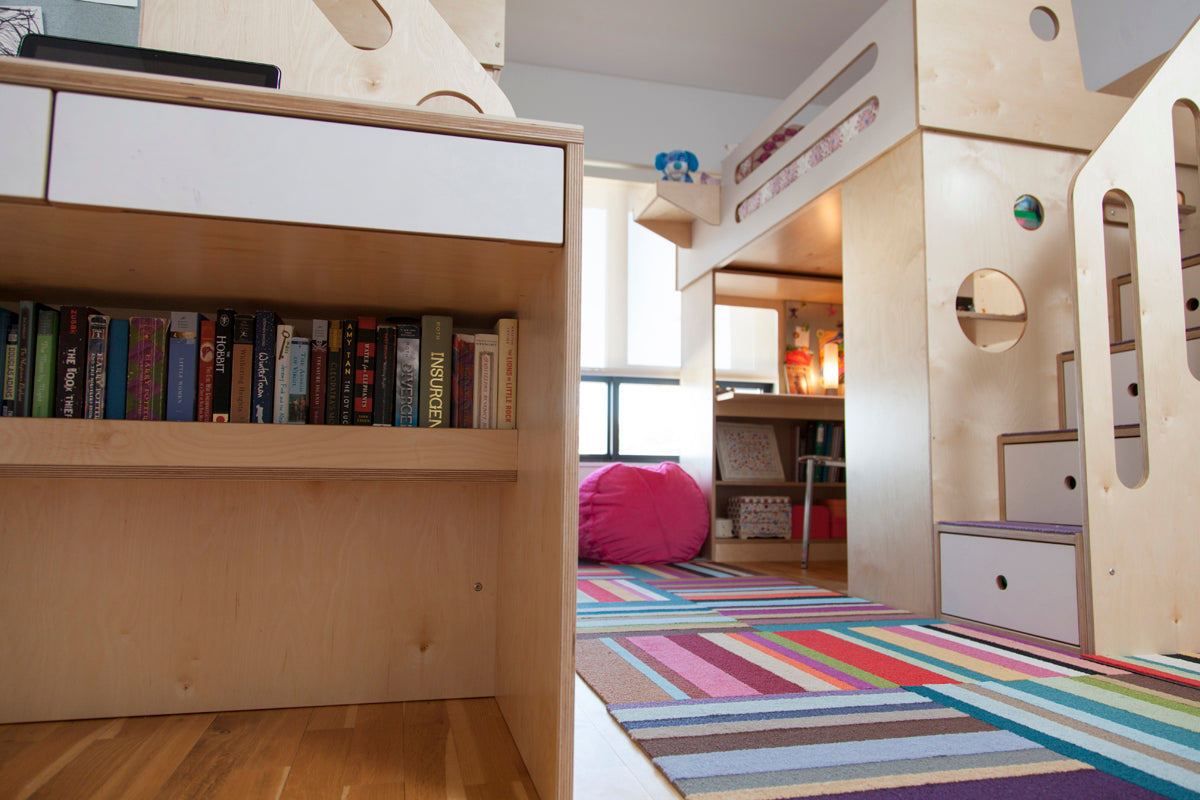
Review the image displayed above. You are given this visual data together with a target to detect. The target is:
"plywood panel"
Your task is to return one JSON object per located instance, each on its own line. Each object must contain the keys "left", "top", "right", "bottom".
{"left": 1070, "top": 16, "right": 1200, "bottom": 655}
{"left": 493, "top": 140, "right": 582, "bottom": 800}
{"left": 915, "top": 0, "right": 1129, "bottom": 151}
{"left": 842, "top": 133, "right": 934, "bottom": 616}
{"left": 139, "top": 0, "right": 513, "bottom": 115}
{"left": 922, "top": 133, "right": 1085, "bottom": 526}
{"left": 0, "top": 479, "right": 502, "bottom": 723}
{"left": 679, "top": 273, "right": 717, "bottom": 555}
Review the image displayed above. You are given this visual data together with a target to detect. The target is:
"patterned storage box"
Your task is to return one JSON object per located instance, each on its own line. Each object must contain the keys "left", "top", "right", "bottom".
{"left": 728, "top": 496, "right": 791, "bottom": 539}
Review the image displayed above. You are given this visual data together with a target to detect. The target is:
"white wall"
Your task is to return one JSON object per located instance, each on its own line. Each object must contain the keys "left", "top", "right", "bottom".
{"left": 499, "top": 62, "right": 779, "bottom": 179}
{"left": 1073, "top": 0, "right": 1200, "bottom": 90}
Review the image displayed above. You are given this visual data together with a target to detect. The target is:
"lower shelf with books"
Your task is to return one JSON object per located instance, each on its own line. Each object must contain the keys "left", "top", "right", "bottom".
{"left": 0, "top": 418, "right": 517, "bottom": 480}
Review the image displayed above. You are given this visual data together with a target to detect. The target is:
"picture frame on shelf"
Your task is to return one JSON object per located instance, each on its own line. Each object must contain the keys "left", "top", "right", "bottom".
{"left": 715, "top": 421, "right": 786, "bottom": 481}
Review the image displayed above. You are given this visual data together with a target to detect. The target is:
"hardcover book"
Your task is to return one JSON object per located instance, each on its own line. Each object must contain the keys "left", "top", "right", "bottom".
{"left": 197, "top": 318, "right": 216, "bottom": 423}
{"left": 495, "top": 318, "right": 518, "bottom": 430}
{"left": 251, "top": 310, "right": 280, "bottom": 423}
{"left": 419, "top": 315, "right": 451, "bottom": 428}
{"left": 393, "top": 318, "right": 420, "bottom": 427}
{"left": 352, "top": 316, "right": 376, "bottom": 426}
{"left": 55, "top": 305, "right": 93, "bottom": 418}
{"left": 230, "top": 313, "right": 255, "bottom": 423}
{"left": 103, "top": 318, "right": 129, "bottom": 420}
{"left": 272, "top": 323, "right": 294, "bottom": 424}
{"left": 473, "top": 332, "right": 498, "bottom": 429}
{"left": 166, "top": 311, "right": 203, "bottom": 422}
{"left": 84, "top": 313, "right": 110, "bottom": 420}
{"left": 0, "top": 308, "right": 11, "bottom": 414}
{"left": 339, "top": 319, "right": 356, "bottom": 425}
{"left": 15, "top": 300, "right": 48, "bottom": 417}
{"left": 325, "top": 320, "right": 342, "bottom": 426}
{"left": 211, "top": 308, "right": 235, "bottom": 421}
{"left": 1, "top": 313, "right": 17, "bottom": 416}
{"left": 126, "top": 316, "right": 168, "bottom": 421}
{"left": 308, "top": 319, "right": 328, "bottom": 425}
{"left": 373, "top": 323, "right": 395, "bottom": 427}
{"left": 31, "top": 306, "right": 59, "bottom": 418}
{"left": 287, "top": 336, "right": 309, "bottom": 424}
{"left": 451, "top": 332, "right": 474, "bottom": 429}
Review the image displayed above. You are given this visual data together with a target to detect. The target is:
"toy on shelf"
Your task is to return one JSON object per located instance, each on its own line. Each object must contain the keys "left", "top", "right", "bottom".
{"left": 655, "top": 149, "right": 699, "bottom": 182}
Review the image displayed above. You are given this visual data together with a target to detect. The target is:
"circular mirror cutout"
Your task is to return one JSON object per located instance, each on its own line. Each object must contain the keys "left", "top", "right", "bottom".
{"left": 955, "top": 269, "right": 1027, "bottom": 352}
{"left": 1030, "top": 7, "right": 1059, "bottom": 41}
{"left": 1014, "top": 194, "right": 1044, "bottom": 230}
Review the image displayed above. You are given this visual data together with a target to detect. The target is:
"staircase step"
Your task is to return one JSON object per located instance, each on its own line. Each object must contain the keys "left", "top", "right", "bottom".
{"left": 938, "top": 519, "right": 1081, "bottom": 537}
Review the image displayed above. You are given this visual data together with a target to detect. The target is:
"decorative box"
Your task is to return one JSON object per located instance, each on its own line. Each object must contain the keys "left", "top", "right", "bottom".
{"left": 728, "top": 495, "right": 791, "bottom": 539}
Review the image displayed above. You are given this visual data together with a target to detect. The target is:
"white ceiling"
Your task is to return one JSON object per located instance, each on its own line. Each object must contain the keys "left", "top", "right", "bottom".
{"left": 503, "top": 0, "right": 888, "bottom": 100}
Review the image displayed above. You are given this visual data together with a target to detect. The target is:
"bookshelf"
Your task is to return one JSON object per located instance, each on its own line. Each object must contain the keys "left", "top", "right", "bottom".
{"left": 679, "top": 268, "right": 846, "bottom": 564}
{"left": 0, "top": 60, "right": 580, "bottom": 800}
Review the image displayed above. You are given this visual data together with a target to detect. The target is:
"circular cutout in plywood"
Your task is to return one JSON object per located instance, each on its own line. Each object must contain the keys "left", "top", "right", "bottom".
{"left": 955, "top": 268, "right": 1027, "bottom": 353}
{"left": 1014, "top": 194, "right": 1045, "bottom": 230}
{"left": 1030, "top": 7, "right": 1060, "bottom": 41}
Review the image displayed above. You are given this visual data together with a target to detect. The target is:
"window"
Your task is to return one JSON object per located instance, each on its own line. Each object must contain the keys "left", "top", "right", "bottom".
{"left": 578, "top": 177, "right": 781, "bottom": 461}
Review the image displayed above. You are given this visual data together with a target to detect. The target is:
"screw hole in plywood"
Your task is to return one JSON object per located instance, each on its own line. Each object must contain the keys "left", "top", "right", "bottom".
{"left": 1014, "top": 194, "right": 1044, "bottom": 230}
{"left": 1029, "top": 7, "right": 1059, "bottom": 41}
{"left": 311, "top": 0, "right": 393, "bottom": 50}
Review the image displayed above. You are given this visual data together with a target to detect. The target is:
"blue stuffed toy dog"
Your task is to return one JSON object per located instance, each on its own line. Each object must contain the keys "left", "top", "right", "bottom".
{"left": 655, "top": 150, "right": 699, "bottom": 182}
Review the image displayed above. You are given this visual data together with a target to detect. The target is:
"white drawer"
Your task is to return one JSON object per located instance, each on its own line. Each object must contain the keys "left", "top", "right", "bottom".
{"left": 1060, "top": 348, "right": 1140, "bottom": 429}
{"left": 0, "top": 83, "right": 52, "bottom": 199}
{"left": 1003, "top": 434, "right": 1145, "bottom": 523}
{"left": 48, "top": 92, "right": 564, "bottom": 244}
{"left": 1118, "top": 263, "right": 1200, "bottom": 340}
{"left": 938, "top": 532, "right": 1079, "bottom": 645}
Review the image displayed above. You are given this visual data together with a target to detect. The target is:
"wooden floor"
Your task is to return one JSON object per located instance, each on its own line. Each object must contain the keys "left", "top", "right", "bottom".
{"left": 0, "top": 560, "right": 845, "bottom": 800}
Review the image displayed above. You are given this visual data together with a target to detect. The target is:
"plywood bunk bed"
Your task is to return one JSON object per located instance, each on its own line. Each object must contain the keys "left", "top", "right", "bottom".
{"left": 661, "top": 0, "right": 1200, "bottom": 657}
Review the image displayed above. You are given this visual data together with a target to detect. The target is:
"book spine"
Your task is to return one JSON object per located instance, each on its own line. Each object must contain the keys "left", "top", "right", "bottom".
{"left": 287, "top": 337, "right": 310, "bottom": 424}
{"left": 352, "top": 317, "right": 377, "bottom": 426}
{"left": 31, "top": 306, "right": 59, "bottom": 418}
{"left": 126, "top": 317, "right": 167, "bottom": 421}
{"left": 211, "top": 308, "right": 235, "bottom": 421}
{"left": 230, "top": 314, "right": 255, "bottom": 423}
{"left": 251, "top": 311, "right": 278, "bottom": 423}
{"left": 272, "top": 323, "right": 294, "bottom": 424}
{"left": 339, "top": 319, "right": 356, "bottom": 425}
{"left": 419, "top": 315, "right": 451, "bottom": 428}
{"left": 325, "top": 320, "right": 342, "bottom": 426}
{"left": 473, "top": 333, "right": 498, "bottom": 429}
{"left": 393, "top": 321, "right": 420, "bottom": 427}
{"left": 2, "top": 321, "right": 19, "bottom": 416}
{"left": 373, "top": 324, "right": 395, "bottom": 426}
{"left": 308, "top": 319, "right": 328, "bottom": 425}
{"left": 83, "top": 314, "right": 110, "bottom": 420}
{"left": 197, "top": 318, "right": 216, "bottom": 423}
{"left": 167, "top": 311, "right": 202, "bottom": 422}
{"left": 54, "top": 306, "right": 89, "bottom": 418}
{"left": 103, "top": 318, "right": 129, "bottom": 420}
{"left": 16, "top": 300, "right": 40, "bottom": 417}
{"left": 451, "top": 333, "right": 474, "bottom": 429}
{"left": 0, "top": 309, "right": 10, "bottom": 415}
{"left": 496, "top": 318, "right": 518, "bottom": 430}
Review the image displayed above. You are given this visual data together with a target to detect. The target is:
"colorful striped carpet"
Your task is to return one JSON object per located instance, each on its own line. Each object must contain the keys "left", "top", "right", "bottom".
{"left": 577, "top": 561, "right": 1200, "bottom": 799}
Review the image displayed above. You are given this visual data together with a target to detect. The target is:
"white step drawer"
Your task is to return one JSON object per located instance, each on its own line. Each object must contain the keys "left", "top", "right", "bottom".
{"left": 0, "top": 83, "right": 52, "bottom": 200}
{"left": 1060, "top": 336, "right": 1200, "bottom": 428}
{"left": 47, "top": 92, "right": 564, "bottom": 244}
{"left": 939, "top": 532, "right": 1079, "bottom": 645}
{"left": 1002, "top": 434, "right": 1144, "bottom": 524}
{"left": 1117, "top": 263, "right": 1200, "bottom": 340}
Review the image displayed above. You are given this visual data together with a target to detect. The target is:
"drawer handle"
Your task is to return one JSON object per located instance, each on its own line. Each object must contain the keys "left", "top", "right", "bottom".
{"left": 996, "top": 575, "right": 1008, "bottom": 590}
{"left": 1188, "top": 297, "right": 1198, "bottom": 312}
{"left": 1064, "top": 475, "right": 1077, "bottom": 490}
{"left": 1127, "top": 382, "right": 1139, "bottom": 397}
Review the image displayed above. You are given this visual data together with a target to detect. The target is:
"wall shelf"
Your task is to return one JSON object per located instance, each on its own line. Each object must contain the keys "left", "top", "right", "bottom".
{"left": 633, "top": 181, "right": 720, "bottom": 248}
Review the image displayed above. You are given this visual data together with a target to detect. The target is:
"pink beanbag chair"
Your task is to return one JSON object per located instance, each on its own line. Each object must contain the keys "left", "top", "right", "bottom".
{"left": 579, "top": 462, "right": 709, "bottom": 564}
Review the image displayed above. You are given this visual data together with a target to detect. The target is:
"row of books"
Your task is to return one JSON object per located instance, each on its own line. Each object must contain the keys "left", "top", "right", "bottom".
{"left": 794, "top": 420, "right": 845, "bottom": 482}
{"left": 0, "top": 303, "right": 518, "bottom": 428}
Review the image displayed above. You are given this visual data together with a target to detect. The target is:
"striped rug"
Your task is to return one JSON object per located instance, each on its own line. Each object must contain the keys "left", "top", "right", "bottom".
{"left": 1085, "top": 653, "right": 1200, "bottom": 689}
{"left": 577, "top": 561, "right": 1200, "bottom": 799}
